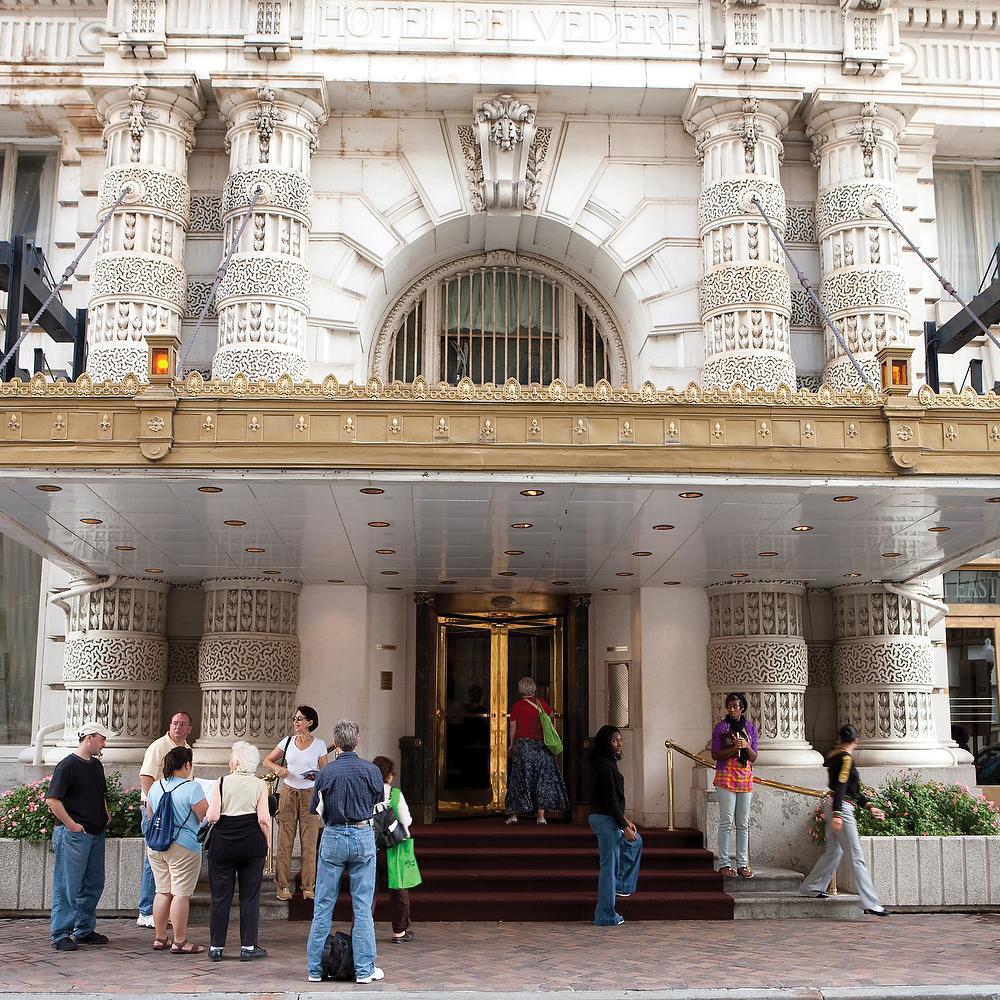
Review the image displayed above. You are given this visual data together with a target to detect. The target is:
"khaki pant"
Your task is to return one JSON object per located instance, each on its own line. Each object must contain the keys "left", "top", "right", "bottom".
{"left": 275, "top": 786, "right": 320, "bottom": 893}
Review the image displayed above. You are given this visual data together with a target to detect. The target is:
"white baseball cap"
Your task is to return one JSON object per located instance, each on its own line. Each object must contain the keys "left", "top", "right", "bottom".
{"left": 78, "top": 721, "right": 116, "bottom": 739}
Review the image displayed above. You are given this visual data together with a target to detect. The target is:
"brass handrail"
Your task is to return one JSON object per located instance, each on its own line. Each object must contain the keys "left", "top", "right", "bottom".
{"left": 664, "top": 738, "right": 836, "bottom": 894}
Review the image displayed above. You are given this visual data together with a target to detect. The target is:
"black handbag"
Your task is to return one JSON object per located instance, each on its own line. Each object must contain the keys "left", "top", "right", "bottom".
{"left": 268, "top": 737, "right": 292, "bottom": 817}
{"left": 372, "top": 800, "right": 407, "bottom": 850}
{"left": 197, "top": 775, "right": 224, "bottom": 847}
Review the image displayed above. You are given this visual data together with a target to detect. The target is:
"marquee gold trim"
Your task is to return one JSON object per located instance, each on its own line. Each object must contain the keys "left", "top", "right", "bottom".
{"left": 4, "top": 374, "right": 1000, "bottom": 475}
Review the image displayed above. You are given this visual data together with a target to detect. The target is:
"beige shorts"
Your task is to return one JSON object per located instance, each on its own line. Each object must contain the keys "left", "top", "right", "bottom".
{"left": 147, "top": 843, "right": 201, "bottom": 897}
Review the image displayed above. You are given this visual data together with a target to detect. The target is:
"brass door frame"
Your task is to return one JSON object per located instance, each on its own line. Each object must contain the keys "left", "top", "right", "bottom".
{"left": 435, "top": 615, "right": 563, "bottom": 815}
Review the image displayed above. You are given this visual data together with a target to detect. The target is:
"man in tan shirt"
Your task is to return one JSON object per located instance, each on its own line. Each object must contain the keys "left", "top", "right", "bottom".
{"left": 136, "top": 712, "right": 193, "bottom": 927}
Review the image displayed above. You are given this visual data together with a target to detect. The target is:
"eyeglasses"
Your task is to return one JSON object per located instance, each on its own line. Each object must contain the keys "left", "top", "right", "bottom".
{"left": 293, "top": 716, "right": 309, "bottom": 722}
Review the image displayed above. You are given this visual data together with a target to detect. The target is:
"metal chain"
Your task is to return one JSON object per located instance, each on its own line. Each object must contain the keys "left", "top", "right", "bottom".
{"left": 871, "top": 198, "right": 1000, "bottom": 352}
{"left": 0, "top": 185, "right": 134, "bottom": 376}
{"left": 749, "top": 194, "right": 878, "bottom": 392}
{"left": 178, "top": 185, "right": 265, "bottom": 378}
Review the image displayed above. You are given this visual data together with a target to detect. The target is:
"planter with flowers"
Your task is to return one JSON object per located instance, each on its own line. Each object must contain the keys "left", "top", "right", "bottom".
{"left": 0, "top": 773, "right": 145, "bottom": 913}
{"left": 808, "top": 772, "right": 1000, "bottom": 908}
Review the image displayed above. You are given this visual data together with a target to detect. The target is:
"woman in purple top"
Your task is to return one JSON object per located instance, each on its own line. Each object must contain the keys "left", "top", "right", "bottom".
{"left": 710, "top": 693, "right": 758, "bottom": 879}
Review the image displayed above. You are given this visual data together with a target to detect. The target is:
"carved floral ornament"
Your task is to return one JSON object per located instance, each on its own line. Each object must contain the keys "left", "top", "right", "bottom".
{"left": 476, "top": 95, "right": 534, "bottom": 150}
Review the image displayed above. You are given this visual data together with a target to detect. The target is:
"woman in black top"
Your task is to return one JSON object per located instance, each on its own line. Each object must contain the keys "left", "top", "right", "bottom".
{"left": 587, "top": 725, "right": 642, "bottom": 926}
{"left": 800, "top": 724, "right": 888, "bottom": 915}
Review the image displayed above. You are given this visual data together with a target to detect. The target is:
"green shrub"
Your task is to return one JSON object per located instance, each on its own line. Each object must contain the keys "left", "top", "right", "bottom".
{"left": 809, "top": 771, "right": 1000, "bottom": 844}
{"left": 0, "top": 772, "right": 142, "bottom": 842}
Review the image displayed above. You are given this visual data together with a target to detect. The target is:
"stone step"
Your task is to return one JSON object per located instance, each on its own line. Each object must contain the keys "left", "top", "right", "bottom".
{"left": 733, "top": 891, "right": 863, "bottom": 920}
{"left": 723, "top": 867, "right": 807, "bottom": 894}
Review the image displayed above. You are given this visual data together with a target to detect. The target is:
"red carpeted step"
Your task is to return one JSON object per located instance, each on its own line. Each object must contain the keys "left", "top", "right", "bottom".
{"left": 287, "top": 821, "right": 732, "bottom": 922}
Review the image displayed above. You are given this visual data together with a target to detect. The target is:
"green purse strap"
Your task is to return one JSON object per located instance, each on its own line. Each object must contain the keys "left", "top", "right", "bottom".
{"left": 529, "top": 697, "right": 548, "bottom": 718}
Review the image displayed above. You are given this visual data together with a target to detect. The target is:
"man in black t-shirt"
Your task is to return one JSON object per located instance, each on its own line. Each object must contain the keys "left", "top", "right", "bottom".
{"left": 45, "top": 721, "right": 114, "bottom": 951}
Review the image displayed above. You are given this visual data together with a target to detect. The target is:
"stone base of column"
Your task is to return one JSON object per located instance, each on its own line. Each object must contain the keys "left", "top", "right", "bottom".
{"left": 85, "top": 342, "right": 148, "bottom": 383}
{"left": 754, "top": 745, "right": 826, "bottom": 767}
{"left": 822, "top": 352, "right": 880, "bottom": 392}
{"left": 702, "top": 350, "right": 797, "bottom": 391}
{"left": 211, "top": 343, "right": 309, "bottom": 382}
{"left": 851, "top": 745, "right": 959, "bottom": 766}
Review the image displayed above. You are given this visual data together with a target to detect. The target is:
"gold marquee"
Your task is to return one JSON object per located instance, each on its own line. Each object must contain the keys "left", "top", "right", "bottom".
{"left": 2, "top": 373, "right": 1000, "bottom": 475}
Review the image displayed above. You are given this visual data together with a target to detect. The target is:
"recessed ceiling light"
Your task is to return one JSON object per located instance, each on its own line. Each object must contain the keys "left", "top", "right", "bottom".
{"left": 326, "top": 579, "right": 344, "bottom": 584}
{"left": 731, "top": 572, "right": 749, "bottom": 578}
{"left": 520, "top": 489, "right": 545, "bottom": 497}
{"left": 80, "top": 517, "right": 103, "bottom": 525}
{"left": 632, "top": 551, "right": 653, "bottom": 557}
{"left": 663, "top": 581, "right": 681, "bottom": 586}
{"left": 679, "top": 491, "right": 703, "bottom": 499}
{"left": 36, "top": 484, "right": 61, "bottom": 492}
{"left": 368, "top": 521, "right": 390, "bottom": 528}
{"left": 224, "top": 519, "right": 246, "bottom": 527}
{"left": 653, "top": 524, "right": 675, "bottom": 531}
{"left": 758, "top": 551, "right": 779, "bottom": 557}
{"left": 791, "top": 525, "right": 813, "bottom": 532}
{"left": 145, "top": 567, "right": 163, "bottom": 574}
{"left": 262, "top": 569, "right": 282, "bottom": 575}
{"left": 928, "top": 526, "right": 950, "bottom": 532}
{"left": 360, "top": 487, "right": 385, "bottom": 495}
{"left": 198, "top": 486, "right": 223, "bottom": 493}
{"left": 387, "top": 586, "right": 402, "bottom": 591}
{"left": 505, "top": 549, "right": 524, "bottom": 556}
{"left": 552, "top": 580, "right": 570, "bottom": 586}
{"left": 380, "top": 570, "right": 399, "bottom": 576}
{"left": 844, "top": 572, "right": 862, "bottom": 578}
{"left": 987, "top": 497, "right": 1000, "bottom": 504}
{"left": 498, "top": 571, "right": 517, "bottom": 577}
{"left": 834, "top": 495, "right": 858, "bottom": 503}
{"left": 615, "top": 572, "right": 634, "bottom": 577}
{"left": 601, "top": 587, "right": 618, "bottom": 592}
{"left": 440, "top": 580, "right": 458, "bottom": 585}
{"left": 115, "top": 545, "right": 136, "bottom": 552}
{"left": 511, "top": 522, "right": 533, "bottom": 529}
{"left": 376, "top": 548, "right": 396, "bottom": 555}
{"left": 245, "top": 546, "right": 266, "bottom": 553}
{"left": 882, "top": 551, "right": 901, "bottom": 558}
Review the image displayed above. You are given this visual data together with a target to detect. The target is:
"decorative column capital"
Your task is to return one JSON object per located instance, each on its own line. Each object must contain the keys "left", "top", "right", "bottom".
{"left": 683, "top": 86, "right": 803, "bottom": 144}
{"left": 88, "top": 75, "right": 207, "bottom": 137}
{"left": 213, "top": 76, "right": 330, "bottom": 133}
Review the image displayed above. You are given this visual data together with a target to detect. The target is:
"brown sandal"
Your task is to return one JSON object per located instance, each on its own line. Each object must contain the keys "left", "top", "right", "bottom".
{"left": 171, "top": 940, "right": 204, "bottom": 955}
{"left": 738, "top": 866, "right": 755, "bottom": 879}
{"left": 152, "top": 938, "right": 170, "bottom": 951}
{"left": 719, "top": 866, "right": 737, "bottom": 878}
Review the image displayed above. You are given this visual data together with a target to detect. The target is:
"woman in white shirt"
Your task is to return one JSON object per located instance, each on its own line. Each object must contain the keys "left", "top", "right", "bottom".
{"left": 263, "top": 706, "right": 328, "bottom": 901}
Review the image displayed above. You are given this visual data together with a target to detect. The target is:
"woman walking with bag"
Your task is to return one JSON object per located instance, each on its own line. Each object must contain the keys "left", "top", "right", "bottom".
{"left": 372, "top": 756, "right": 421, "bottom": 943}
{"left": 264, "top": 706, "right": 327, "bottom": 901}
{"left": 504, "top": 677, "right": 569, "bottom": 825}
{"left": 710, "top": 692, "right": 758, "bottom": 880}
{"left": 204, "top": 741, "right": 271, "bottom": 963}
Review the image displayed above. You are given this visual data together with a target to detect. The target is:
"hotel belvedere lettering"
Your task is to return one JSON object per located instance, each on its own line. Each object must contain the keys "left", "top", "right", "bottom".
{"left": 311, "top": 1, "right": 700, "bottom": 56}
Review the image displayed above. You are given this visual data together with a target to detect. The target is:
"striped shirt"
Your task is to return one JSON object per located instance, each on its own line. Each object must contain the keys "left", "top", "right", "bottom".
{"left": 711, "top": 718, "right": 757, "bottom": 793}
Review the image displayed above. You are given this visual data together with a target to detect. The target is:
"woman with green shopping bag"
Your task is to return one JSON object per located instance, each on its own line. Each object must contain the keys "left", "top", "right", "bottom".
{"left": 372, "top": 756, "right": 421, "bottom": 942}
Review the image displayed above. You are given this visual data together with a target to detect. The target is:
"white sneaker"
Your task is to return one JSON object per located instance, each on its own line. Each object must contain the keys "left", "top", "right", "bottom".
{"left": 308, "top": 974, "right": 322, "bottom": 983}
{"left": 136, "top": 913, "right": 155, "bottom": 928}
{"left": 356, "top": 967, "right": 385, "bottom": 984}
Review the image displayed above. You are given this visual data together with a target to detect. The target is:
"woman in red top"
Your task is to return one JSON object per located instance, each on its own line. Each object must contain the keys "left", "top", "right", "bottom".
{"left": 504, "top": 677, "right": 569, "bottom": 825}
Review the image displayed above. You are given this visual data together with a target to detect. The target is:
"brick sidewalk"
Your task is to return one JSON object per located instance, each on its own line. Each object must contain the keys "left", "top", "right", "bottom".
{"left": 2, "top": 914, "right": 998, "bottom": 994}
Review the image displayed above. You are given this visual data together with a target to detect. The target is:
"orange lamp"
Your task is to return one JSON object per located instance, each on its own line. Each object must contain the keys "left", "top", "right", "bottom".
{"left": 877, "top": 345, "right": 914, "bottom": 396}
{"left": 144, "top": 334, "right": 180, "bottom": 384}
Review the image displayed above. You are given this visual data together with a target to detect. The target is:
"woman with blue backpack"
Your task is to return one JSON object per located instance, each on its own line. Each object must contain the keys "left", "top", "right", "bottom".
{"left": 145, "top": 746, "right": 208, "bottom": 954}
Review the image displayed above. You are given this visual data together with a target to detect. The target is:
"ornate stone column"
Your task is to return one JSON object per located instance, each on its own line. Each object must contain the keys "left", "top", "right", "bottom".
{"left": 832, "top": 583, "right": 952, "bottom": 764}
{"left": 58, "top": 578, "right": 169, "bottom": 762}
{"left": 211, "top": 80, "right": 328, "bottom": 381}
{"left": 195, "top": 578, "right": 301, "bottom": 763}
{"left": 684, "top": 89, "right": 798, "bottom": 390}
{"left": 806, "top": 100, "right": 910, "bottom": 390}
{"left": 86, "top": 79, "right": 204, "bottom": 382}
{"left": 706, "top": 580, "right": 823, "bottom": 765}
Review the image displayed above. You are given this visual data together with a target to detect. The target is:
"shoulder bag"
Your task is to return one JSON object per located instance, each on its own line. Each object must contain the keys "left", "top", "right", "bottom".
{"left": 530, "top": 698, "right": 563, "bottom": 756}
{"left": 373, "top": 791, "right": 407, "bottom": 850}
{"left": 386, "top": 789, "right": 422, "bottom": 889}
{"left": 268, "top": 737, "right": 292, "bottom": 816}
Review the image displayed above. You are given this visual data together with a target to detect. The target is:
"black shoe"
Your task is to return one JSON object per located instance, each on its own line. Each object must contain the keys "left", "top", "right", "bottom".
{"left": 813, "top": 891, "right": 830, "bottom": 899}
{"left": 53, "top": 938, "right": 78, "bottom": 952}
{"left": 391, "top": 931, "right": 414, "bottom": 944}
{"left": 209, "top": 948, "right": 224, "bottom": 963}
{"left": 864, "top": 907, "right": 889, "bottom": 916}
{"left": 74, "top": 931, "right": 109, "bottom": 945}
{"left": 240, "top": 946, "right": 267, "bottom": 962}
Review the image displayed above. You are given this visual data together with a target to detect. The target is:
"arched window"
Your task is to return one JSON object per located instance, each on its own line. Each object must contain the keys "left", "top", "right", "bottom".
{"left": 377, "top": 254, "right": 626, "bottom": 385}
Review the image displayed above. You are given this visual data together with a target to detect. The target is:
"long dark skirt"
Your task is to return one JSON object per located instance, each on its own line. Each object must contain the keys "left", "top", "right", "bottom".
{"left": 504, "top": 738, "right": 570, "bottom": 815}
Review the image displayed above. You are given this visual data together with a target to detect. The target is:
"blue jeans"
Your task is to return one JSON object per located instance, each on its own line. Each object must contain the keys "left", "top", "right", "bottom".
{"left": 306, "top": 825, "right": 377, "bottom": 980}
{"left": 715, "top": 788, "right": 752, "bottom": 871}
{"left": 588, "top": 813, "right": 642, "bottom": 926}
{"left": 139, "top": 813, "right": 155, "bottom": 915}
{"left": 50, "top": 826, "right": 106, "bottom": 943}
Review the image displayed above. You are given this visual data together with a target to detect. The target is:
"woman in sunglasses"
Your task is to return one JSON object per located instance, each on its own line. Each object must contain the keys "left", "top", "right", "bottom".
{"left": 264, "top": 706, "right": 327, "bottom": 901}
